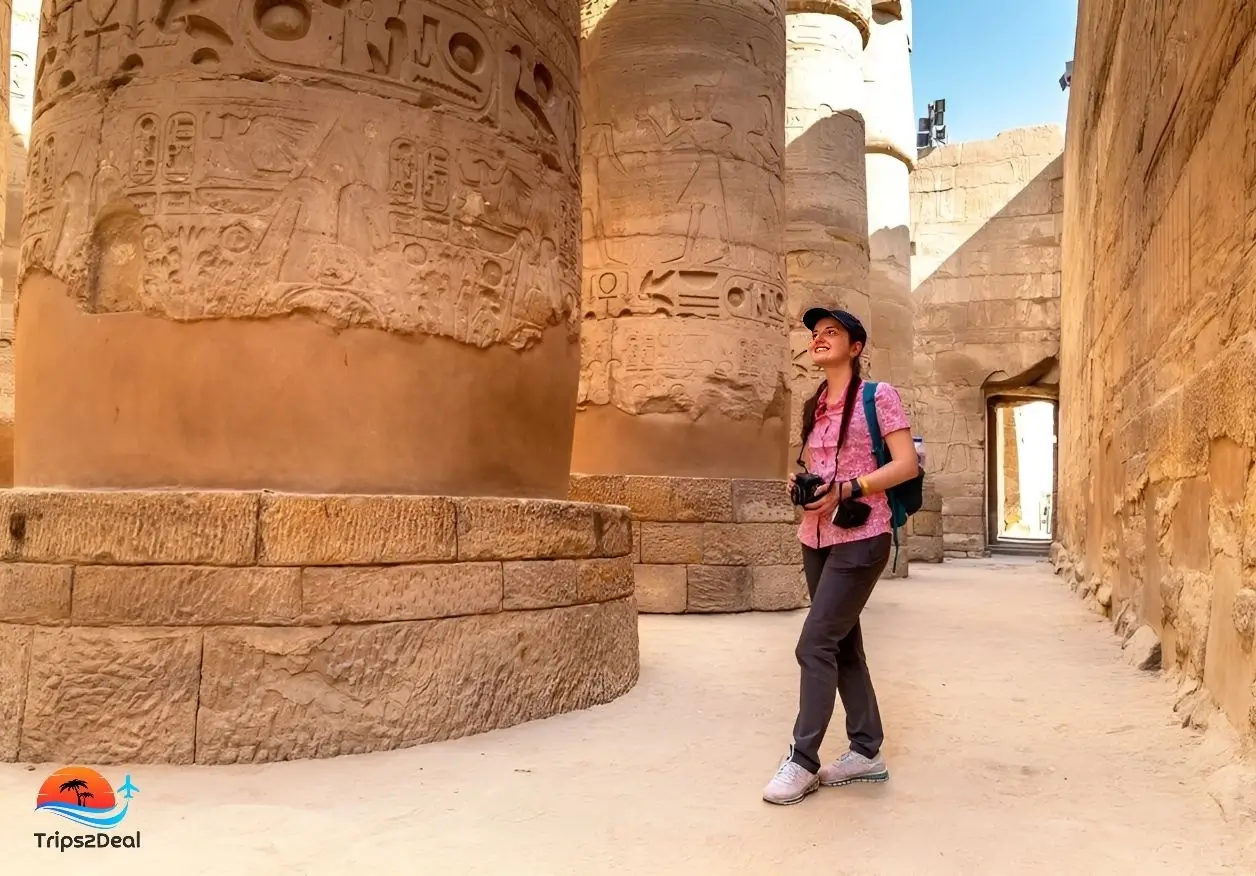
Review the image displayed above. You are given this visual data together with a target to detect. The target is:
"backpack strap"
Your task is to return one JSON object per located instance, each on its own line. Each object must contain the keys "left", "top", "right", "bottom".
{"left": 862, "top": 381, "right": 885, "bottom": 465}
{"left": 861, "top": 380, "right": 901, "bottom": 568}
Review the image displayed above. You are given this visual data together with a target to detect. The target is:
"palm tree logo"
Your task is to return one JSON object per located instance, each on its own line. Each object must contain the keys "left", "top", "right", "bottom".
{"left": 59, "top": 777, "right": 94, "bottom": 808}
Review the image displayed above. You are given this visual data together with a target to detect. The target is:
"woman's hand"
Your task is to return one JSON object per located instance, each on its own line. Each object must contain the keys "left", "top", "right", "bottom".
{"left": 803, "top": 481, "right": 843, "bottom": 517}
{"left": 786, "top": 473, "right": 797, "bottom": 499}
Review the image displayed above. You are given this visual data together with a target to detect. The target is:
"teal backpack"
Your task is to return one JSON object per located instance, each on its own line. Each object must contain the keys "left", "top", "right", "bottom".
{"left": 861, "top": 382, "right": 925, "bottom": 564}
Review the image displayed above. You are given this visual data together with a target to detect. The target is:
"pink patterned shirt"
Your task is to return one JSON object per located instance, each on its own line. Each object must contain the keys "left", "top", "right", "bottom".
{"left": 798, "top": 381, "right": 911, "bottom": 549}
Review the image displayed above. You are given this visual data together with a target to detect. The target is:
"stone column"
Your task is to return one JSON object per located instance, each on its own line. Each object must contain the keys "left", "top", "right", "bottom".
{"left": 574, "top": 0, "right": 805, "bottom": 616}
{"left": 784, "top": 0, "right": 871, "bottom": 465}
{"left": 863, "top": 0, "right": 914, "bottom": 575}
{"left": 17, "top": 0, "right": 587, "bottom": 498}
{"left": 1, "top": 0, "right": 639, "bottom": 766}
{"left": 576, "top": 0, "right": 789, "bottom": 480}
{"left": 863, "top": 0, "right": 915, "bottom": 394}
{"left": 1, "top": 0, "right": 37, "bottom": 490}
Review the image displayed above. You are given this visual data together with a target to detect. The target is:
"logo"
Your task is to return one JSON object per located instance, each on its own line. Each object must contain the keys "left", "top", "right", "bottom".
{"left": 34, "top": 766, "right": 141, "bottom": 851}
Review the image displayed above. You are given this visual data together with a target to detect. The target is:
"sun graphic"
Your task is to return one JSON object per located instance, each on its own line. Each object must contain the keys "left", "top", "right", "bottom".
{"left": 36, "top": 766, "right": 116, "bottom": 811}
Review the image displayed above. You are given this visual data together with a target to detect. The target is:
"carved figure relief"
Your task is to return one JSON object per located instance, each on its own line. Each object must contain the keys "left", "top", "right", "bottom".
{"left": 22, "top": 0, "right": 581, "bottom": 351}
{"left": 578, "top": 0, "right": 787, "bottom": 418}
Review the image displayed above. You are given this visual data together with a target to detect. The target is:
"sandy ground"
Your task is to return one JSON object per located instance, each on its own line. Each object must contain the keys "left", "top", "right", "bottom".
{"left": 3, "top": 558, "right": 1254, "bottom": 875}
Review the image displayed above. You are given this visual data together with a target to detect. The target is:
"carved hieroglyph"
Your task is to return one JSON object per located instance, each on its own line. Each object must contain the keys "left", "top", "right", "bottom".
{"left": 22, "top": 0, "right": 581, "bottom": 352}
{"left": 578, "top": 0, "right": 788, "bottom": 431}
{"left": 784, "top": 1, "right": 870, "bottom": 460}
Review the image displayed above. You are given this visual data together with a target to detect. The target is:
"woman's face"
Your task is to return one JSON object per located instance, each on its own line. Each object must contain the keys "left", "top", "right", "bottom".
{"left": 809, "top": 317, "right": 861, "bottom": 366}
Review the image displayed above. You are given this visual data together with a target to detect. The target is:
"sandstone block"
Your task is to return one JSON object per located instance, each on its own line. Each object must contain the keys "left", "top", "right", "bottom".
{"left": 624, "top": 477, "right": 734, "bottom": 523}
{"left": 702, "top": 523, "right": 796, "bottom": 565}
{"left": 303, "top": 563, "right": 503, "bottom": 623}
{"left": 568, "top": 474, "right": 628, "bottom": 507}
{"left": 639, "top": 523, "right": 704, "bottom": 564}
{"left": 74, "top": 566, "right": 302, "bottom": 625}
{"left": 457, "top": 499, "right": 600, "bottom": 560}
{"left": 751, "top": 565, "right": 808, "bottom": 611}
{"left": 594, "top": 505, "right": 633, "bottom": 557}
{"left": 20, "top": 628, "right": 201, "bottom": 764}
{"left": 1123, "top": 625, "right": 1162, "bottom": 671}
{"left": 195, "top": 599, "right": 640, "bottom": 764}
{"left": 259, "top": 494, "right": 457, "bottom": 565}
{"left": 732, "top": 480, "right": 798, "bottom": 523}
{"left": 0, "top": 563, "right": 71, "bottom": 623}
{"left": 633, "top": 565, "right": 688, "bottom": 613}
{"left": 502, "top": 557, "right": 633, "bottom": 611}
{"left": 0, "top": 490, "right": 258, "bottom": 565}
{"left": 912, "top": 510, "right": 942, "bottom": 536}
{"left": 908, "top": 536, "right": 945, "bottom": 562}
{"left": 882, "top": 549, "right": 909, "bottom": 579}
{"left": 0, "top": 625, "right": 31, "bottom": 760}
{"left": 687, "top": 566, "right": 752, "bottom": 613}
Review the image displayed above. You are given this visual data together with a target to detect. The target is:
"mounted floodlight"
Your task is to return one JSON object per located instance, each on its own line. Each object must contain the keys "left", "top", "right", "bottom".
{"left": 1059, "top": 60, "right": 1074, "bottom": 91}
{"left": 918, "top": 116, "right": 931, "bottom": 133}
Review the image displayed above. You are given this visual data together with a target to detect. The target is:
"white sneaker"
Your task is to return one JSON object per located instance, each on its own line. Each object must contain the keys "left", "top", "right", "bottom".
{"left": 762, "top": 752, "right": 819, "bottom": 805}
{"left": 819, "top": 750, "right": 889, "bottom": 786}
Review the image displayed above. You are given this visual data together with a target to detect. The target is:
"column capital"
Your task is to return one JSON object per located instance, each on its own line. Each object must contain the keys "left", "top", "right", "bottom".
{"left": 786, "top": 0, "right": 871, "bottom": 47}
{"left": 866, "top": 140, "right": 916, "bottom": 171}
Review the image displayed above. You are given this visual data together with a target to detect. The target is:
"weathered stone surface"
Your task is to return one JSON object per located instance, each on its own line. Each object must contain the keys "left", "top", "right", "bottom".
{"left": 702, "top": 523, "right": 799, "bottom": 565}
{"left": 687, "top": 565, "right": 752, "bottom": 613}
{"left": 457, "top": 499, "right": 600, "bottom": 560}
{"left": 0, "top": 490, "right": 258, "bottom": 564}
{"left": 1060, "top": 2, "right": 1256, "bottom": 744}
{"left": 785, "top": 7, "right": 870, "bottom": 466}
{"left": 633, "top": 564, "right": 688, "bottom": 613}
{"left": 0, "top": 625, "right": 31, "bottom": 760}
{"left": 20, "top": 628, "right": 201, "bottom": 763}
{"left": 623, "top": 477, "right": 735, "bottom": 524}
{"left": 568, "top": 474, "right": 628, "bottom": 507}
{"left": 639, "top": 523, "right": 704, "bottom": 565}
{"left": 502, "top": 557, "right": 633, "bottom": 610}
{"left": 1123, "top": 626, "right": 1162, "bottom": 672}
{"left": 74, "top": 566, "right": 302, "bottom": 625}
{"left": 911, "top": 126, "right": 1063, "bottom": 559}
{"left": 16, "top": 0, "right": 585, "bottom": 496}
{"left": 0, "top": 563, "right": 70, "bottom": 623}
{"left": 751, "top": 565, "right": 809, "bottom": 611}
{"left": 303, "top": 564, "right": 502, "bottom": 624}
{"left": 594, "top": 505, "right": 634, "bottom": 557}
{"left": 259, "top": 495, "right": 457, "bottom": 565}
{"left": 732, "top": 479, "right": 798, "bottom": 523}
{"left": 575, "top": 1, "right": 788, "bottom": 478}
{"left": 195, "top": 599, "right": 639, "bottom": 764}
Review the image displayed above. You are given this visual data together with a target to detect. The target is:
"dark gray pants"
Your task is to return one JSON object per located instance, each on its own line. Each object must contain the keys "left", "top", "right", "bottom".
{"left": 790, "top": 533, "right": 892, "bottom": 773}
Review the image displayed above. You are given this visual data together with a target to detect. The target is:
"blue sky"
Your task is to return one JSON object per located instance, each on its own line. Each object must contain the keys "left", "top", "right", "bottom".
{"left": 911, "top": 0, "right": 1078, "bottom": 143}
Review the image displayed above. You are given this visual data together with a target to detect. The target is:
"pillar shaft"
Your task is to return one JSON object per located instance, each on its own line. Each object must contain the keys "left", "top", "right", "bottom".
{"left": 17, "top": 0, "right": 583, "bottom": 496}
{"left": 784, "top": 0, "right": 870, "bottom": 462}
{"left": 575, "top": 0, "right": 789, "bottom": 479}
{"left": 862, "top": 3, "right": 914, "bottom": 394}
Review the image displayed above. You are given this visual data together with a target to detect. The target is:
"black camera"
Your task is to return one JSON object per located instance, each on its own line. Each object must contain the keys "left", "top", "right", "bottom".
{"left": 832, "top": 499, "right": 872, "bottom": 529}
{"left": 790, "top": 473, "right": 825, "bottom": 507}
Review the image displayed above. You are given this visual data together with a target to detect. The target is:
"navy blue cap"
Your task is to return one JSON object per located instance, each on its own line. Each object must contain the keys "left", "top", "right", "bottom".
{"left": 802, "top": 307, "right": 868, "bottom": 346}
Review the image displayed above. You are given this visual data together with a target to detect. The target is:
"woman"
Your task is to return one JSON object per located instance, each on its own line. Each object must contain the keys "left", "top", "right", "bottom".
{"left": 762, "top": 307, "right": 920, "bottom": 806}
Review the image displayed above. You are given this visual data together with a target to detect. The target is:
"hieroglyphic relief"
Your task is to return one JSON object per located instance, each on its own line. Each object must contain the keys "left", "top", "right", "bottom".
{"left": 579, "top": 0, "right": 788, "bottom": 417}
{"left": 23, "top": 0, "right": 581, "bottom": 349}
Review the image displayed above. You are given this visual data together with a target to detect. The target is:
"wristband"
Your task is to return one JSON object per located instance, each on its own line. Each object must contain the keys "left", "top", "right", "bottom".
{"left": 857, "top": 476, "right": 870, "bottom": 496}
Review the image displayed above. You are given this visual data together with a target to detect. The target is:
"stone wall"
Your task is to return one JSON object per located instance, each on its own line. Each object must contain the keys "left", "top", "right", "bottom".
{"left": 1057, "top": 0, "right": 1256, "bottom": 746}
{"left": 0, "top": 491, "right": 638, "bottom": 764}
{"left": 571, "top": 474, "right": 808, "bottom": 613}
{"left": 910, "top": 126, "right": 1064, "bottom": 558}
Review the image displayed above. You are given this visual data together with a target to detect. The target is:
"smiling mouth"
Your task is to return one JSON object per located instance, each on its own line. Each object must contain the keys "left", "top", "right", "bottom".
{"left": 814, "top": 343, "right": 830, "bottom": 352}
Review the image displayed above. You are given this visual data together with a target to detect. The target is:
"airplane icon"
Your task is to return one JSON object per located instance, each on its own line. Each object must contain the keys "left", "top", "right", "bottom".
{"left": 118, "top": 775, "right": 139, "bottom": 800}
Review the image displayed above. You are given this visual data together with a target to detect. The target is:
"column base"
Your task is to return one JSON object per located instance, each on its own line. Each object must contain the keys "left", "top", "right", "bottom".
{"left": 0, "top": 490, "right": 639, "bottom": 765}
{"left": 571, "top": 475, "right": 810, "bottom": 614}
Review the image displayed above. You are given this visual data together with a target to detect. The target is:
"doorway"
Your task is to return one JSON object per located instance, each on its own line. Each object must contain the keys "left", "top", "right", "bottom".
{"left": 986, "top": 396, "right": 1058, "bottom": 553}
